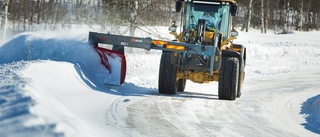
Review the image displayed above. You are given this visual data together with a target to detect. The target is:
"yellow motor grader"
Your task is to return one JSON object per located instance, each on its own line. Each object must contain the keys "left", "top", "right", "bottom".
{"left": 89, "top": 0, "right": 246, "bottom": 100}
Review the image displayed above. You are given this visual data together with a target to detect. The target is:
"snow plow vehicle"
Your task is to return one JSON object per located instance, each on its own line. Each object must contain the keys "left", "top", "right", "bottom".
{"left": 89, "top": 0, "right": 246, "bottom": 100}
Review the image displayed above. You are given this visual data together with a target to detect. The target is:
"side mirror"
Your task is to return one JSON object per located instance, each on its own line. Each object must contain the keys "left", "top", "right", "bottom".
{"left": 230, "top": 4, "right": 238, "bottom": 16}
{"left": 176, "top": 1, "right": 182, "bottom": 12}
{"left": 231, "top": 26, "right": 239, "bottom": 37}
{"left": 169, "top": 21, "right": 177, "bottom": 32}
{"left": 231, "top": 31, "right": 239, "bottom": 37}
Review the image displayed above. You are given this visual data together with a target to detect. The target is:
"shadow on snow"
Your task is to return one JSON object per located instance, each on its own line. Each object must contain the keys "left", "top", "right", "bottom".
{"left": 300, "top": 94, "right": 320, "bottom": 134}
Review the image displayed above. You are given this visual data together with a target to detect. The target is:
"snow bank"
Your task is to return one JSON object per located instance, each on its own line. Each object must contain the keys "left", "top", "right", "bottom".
{"left": 234, "top": 30, "right": 320, "bottom": 77}
{"left": 0, "top": 30, "right": 114, "bottom": 136}
{"left": 22, "top": 61, "right": 124, "bottom": 137}
{"left": 235, "top": 30, "right": 320, "bottom": 134}
{"left": 0, "top": 62, "right": 64, "bottom": 137}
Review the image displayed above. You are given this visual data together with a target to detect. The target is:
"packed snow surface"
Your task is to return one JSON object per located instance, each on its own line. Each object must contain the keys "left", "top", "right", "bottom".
{"left": 0, "top": 28, "right": 319, "bottom": 137}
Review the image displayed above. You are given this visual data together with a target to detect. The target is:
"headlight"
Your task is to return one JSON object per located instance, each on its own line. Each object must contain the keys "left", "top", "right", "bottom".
{"left": 168, "top": 21, "right": 177, "bottom": 32}
{"left": 231, "top": 31, "right": 238, "bottom": 37}
{"left": 231, "top": 26, "right": 239, "bottom": 37}
{"left": 169, "top": 26, "right": 177, "bottom": 32}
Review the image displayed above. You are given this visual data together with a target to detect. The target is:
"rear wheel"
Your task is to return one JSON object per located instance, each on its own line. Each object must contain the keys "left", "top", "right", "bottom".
{"left": 218, "top": 57, "right": 239, "bottom": 100}
{"left": 177, "top": 78, "right": 186, "bottom": 92}
{"left": 158, "top": 51, "right": 178, "bottom": 94}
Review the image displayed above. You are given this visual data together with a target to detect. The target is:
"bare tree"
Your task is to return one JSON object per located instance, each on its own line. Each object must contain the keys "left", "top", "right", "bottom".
{"left": 129, "top": 0, "right": 139, "bottom": 36}
{"left": 260, "top": 0, "right": 265, "bottom": 33}
{"left": 246, "top": 0, "right": 253, "bottom": 32}
{"left": 1, "top": 0, "right": 10, "bottom": 41}
{"left": 283, "top": 0, "right": 290, "bottom": 32}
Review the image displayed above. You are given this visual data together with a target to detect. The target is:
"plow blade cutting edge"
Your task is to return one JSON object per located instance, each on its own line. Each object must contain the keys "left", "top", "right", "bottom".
{"left": 94, "top": 46, "right": 126, "bottom": 86}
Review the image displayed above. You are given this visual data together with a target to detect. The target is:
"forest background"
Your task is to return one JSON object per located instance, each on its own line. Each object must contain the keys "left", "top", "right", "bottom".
{"left": 0, "top": 0, "right": 319, "bottom": 36}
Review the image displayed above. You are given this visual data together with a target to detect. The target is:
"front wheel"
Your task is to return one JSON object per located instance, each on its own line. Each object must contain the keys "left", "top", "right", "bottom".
{"left": 158, "top": 51, "right": 178, "bottom": 94}
{"left": 218, "top": 57, "right": 239, "bottom": 100}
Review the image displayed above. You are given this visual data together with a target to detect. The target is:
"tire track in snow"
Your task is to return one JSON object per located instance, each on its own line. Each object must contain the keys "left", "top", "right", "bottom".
{"left": 104, "top": 68, "right": 320, "bottom": 137}
{"left": 105, "top": 96, "right": 133, "bottom": 136}
{"left": 132, "top": 96, "right": 182, "bottom": 136}
{"left": 155, "top": 96, "right": 201, "bottom": 137}
{"left": 241, "top": 69, "right": 320, "bottom": 137}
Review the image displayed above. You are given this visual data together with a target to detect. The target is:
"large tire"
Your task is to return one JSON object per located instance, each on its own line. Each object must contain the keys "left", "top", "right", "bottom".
{"left": 218, "top": 57, "right": 239, "bottom": 100}
{"left": 237, "top": 59, "right": 245, "bottom": 98}
{"left": 177, "top": 78, "right": 186, "bottom": 92}
{"left": 158, "top": 51, "right": 178, "bottom": 94}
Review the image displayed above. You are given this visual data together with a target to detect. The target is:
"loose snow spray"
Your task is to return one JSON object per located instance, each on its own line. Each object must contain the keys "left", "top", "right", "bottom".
{"left": 0, "top": 31, "right": 113, "bottom": 85}
{"left": 104, "top": 53, "right": 123, "bottom": 85}
{"left": 95, "top": 46, "right": 126, "bottom": 86}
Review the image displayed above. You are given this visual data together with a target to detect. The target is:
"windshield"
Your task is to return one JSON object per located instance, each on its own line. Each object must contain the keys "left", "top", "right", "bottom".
{"left": 183, "top": 2, "right": 231, "bottom": 39}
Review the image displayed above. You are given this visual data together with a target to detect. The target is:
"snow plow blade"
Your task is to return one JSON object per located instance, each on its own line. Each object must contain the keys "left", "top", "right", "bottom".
{"left": 94, "top": 46, "right": 126, "bottom": 86}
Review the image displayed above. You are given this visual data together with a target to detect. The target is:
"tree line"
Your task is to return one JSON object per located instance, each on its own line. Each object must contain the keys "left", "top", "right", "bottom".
{"left": 0, "top": 0, "right": 175, "bottom": 36}
{"left": 1, "top": 0, "right": 320, "bottom": 35}
{"left": 237, "top": 0, "right": 320, "bottom": 33}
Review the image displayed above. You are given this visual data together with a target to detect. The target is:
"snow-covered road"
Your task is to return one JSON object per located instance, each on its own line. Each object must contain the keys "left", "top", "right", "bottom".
{"left": 0, "top": 28, "right": 319, "bottom": 137}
